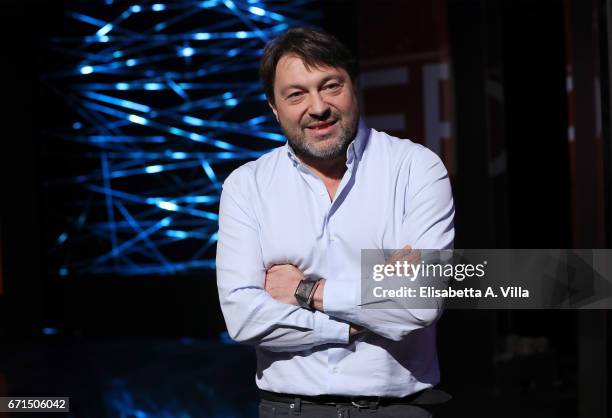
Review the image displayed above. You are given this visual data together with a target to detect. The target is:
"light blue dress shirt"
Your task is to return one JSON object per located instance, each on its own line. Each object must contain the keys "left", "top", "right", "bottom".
{"left": 216, "top": 119, "right": 454, "bottom": 397}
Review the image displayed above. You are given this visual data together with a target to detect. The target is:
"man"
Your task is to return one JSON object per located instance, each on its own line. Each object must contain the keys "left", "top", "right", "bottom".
{"left": 216, "top": 27, "right": 454, "bottom": 417}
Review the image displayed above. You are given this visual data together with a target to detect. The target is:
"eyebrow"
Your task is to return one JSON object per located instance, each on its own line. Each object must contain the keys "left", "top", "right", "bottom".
{"left": 280, "top": 75, "right": 345, "bottom": 95}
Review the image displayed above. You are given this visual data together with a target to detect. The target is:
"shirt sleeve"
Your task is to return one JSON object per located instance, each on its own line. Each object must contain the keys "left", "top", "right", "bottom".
{"left": 216, "top": 166, "right": 350, "bottom": 352}
{"left": 323, "top": 146, "right": 455, "bottom": 341}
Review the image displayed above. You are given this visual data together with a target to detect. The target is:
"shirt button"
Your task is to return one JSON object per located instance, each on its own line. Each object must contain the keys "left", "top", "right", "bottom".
{"left": 332, "top": 366, "right": 338, "bottom": 373}
{"left": 320, "top": 190, "right": 326, "bottom": 196}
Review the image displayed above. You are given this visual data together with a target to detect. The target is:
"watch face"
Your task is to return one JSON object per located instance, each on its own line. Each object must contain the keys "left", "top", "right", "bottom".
{"left": 296, "top": 281, "right": 308, "bottom": 299}
{"left": 295, "top": 280, "right": 314, "bottom": 307}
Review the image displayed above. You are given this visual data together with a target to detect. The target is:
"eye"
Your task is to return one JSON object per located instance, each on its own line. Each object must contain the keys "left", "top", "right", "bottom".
{"left": 287, "top": 91, "right": 304, "bottom": 99}
{"left": 324, "top": 82, "right": 342, "bottom": 91}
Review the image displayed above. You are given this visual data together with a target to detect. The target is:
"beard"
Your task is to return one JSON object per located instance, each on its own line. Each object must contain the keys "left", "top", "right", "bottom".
{"left": 279, "top": 111, "right": 359, "bottom": 162}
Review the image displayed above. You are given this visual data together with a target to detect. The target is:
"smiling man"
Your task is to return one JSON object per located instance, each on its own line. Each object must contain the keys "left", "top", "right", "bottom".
{"left": 216, "top": 27, "right": 454, "bottom": 417}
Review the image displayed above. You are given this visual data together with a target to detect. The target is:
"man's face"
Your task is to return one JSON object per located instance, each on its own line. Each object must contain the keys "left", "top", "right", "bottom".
{"left": 269, "top": 54, "right": 359, "bottom": 162}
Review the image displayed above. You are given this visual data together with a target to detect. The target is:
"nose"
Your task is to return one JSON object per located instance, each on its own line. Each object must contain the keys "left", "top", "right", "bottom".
{"left": 308, "top": 92, "right": 331, "bottom": 119}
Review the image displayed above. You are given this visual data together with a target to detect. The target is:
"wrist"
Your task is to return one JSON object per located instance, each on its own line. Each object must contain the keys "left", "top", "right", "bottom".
{"left": 349, "top": 323, "right": 365, "bottom": 336}
{"left": 311, "top": 278, "right": 325, "bottom": 311}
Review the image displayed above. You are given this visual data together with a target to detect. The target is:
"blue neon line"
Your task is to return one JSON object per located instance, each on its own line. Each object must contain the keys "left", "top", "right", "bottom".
{"left": 200, "top": 160, "right": 219, "bottom": 186}
{"left": 223, "top": 0, "right": 271, "bottom": 43}
{"left": 68, "top": 12, "right": 108, "bottom": 28}
{"left": 91, "top": 216, "right": 172, "bottom": 267}
{"left": 182, "top": 115, "right": 284, "bottom": 141}
{"left": 165, "top": 77, "right": 189, "bottom": 100}
{"left": 82, "top": 98, "right": 250, "bottom": 152}
{"left": 81, "top": 91, "right": 151, "bottom": 113}
{"left": 114, "top": 200, "right": 175, "bottom": 272}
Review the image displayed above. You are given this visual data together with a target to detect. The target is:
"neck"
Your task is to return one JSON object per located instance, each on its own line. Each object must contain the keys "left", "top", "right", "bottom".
{"left": 298, "top": 154, "right": 347, "bottom": 180}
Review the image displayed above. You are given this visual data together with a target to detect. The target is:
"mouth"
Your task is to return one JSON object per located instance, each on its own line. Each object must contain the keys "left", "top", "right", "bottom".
{"left": 305, "top": 119, "right": 338, "bottom": 135}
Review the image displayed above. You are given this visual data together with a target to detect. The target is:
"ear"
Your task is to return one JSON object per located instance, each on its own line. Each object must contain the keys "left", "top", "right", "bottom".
{"left": 268, "top": 100, "right": 279, "bottom": 122}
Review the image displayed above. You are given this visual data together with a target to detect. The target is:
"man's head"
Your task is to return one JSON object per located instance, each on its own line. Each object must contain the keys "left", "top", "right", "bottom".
{"left": 259, "top": 27, "right": 360, "bottom": 163}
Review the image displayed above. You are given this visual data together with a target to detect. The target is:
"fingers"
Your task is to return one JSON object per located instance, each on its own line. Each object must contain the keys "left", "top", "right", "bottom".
{"left": 394, "top": 245, "right": 413, "bottom": 258}
{"left": 406, "top": 249, "right": 421, "bottom": 263}
{"left": 387, "top": 245, "right": 413, "bottom": 263}
{"left": 266, "top": 263, "right": 296, "bottom": 272}
{"left": 387, "top": 245, "right": 422, "bottom": 268}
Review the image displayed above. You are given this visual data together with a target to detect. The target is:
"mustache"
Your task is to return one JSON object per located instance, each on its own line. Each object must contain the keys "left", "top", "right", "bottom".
{"left": 301, "top": 112, "right": 341, "bottom": 128}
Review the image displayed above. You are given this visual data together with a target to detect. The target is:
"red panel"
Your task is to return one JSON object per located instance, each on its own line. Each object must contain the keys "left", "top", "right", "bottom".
{"left": 358, "top": 0, "right": 454, "bottom": 172}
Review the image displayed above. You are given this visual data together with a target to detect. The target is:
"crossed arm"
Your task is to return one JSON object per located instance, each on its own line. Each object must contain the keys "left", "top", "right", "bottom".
{"left": 263, "top": 246, "right": 426, "bottom": 342}
{"left": 216, "top": 169, "right": 358, "bottom": 352}
{"left": 216, "top": 149, "right": 454, "bottom": 351}
{"left": 264, "top": 264, "right": 365, "bottom": 336}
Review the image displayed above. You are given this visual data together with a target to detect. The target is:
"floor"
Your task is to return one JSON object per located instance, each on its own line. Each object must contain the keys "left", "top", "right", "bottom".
{"left": 0, "top": 336, "right": 581, "bottom": 418}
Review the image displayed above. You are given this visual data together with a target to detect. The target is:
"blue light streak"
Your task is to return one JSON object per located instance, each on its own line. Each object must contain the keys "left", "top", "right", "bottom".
{"left": 82, "top": 91, "right": 151, "bottom": 113}
{"left": 170, "top": 152, "right": 188, "bottom": 159}
{"left": 201, "top": 160, "right": 219, "bottom": 185}
{"left": 199, "top": 1, "right": 220, "bottom": 8}
{"left": 165, "top": 77, "right": 188, "bottom": 100}
{"left": 166, "top": 230, "right": 189, "bottom": 239}
{"left": 248, "top": 6, "right": 266, "bottom": 16}
{"left": 143, "top": 83, "right": 163, "bottom": 90}
{"left": 157, "top": 201, "right": 178, "bottom": 211}
{"left": 68, "top": 12, "right": 107, "bottom": 28}
{"left": 194, "top": 32, "right": 211, "bottom": 40}
{"left": 144, "top": 165, "right": 164, "bottom": 174}
{"left": 182, "top": 115, "right": 203, "bottom": 126}
{"left": 56, "top": 232, "right": 68, "bottom": 245}
{"left": 97, "top": 23, "right": 113, "bottom": 37}
{"left": 42, "top": 327, "right": 58, "bottom": 335}
{"left": 115, "top": 200, "right": 174, "bottom": 271}
{"left": 128, "top": 114, "right": 148, "bottom": 125}
{"left": 179, "top": 46, "right": 195, "bottom": 57}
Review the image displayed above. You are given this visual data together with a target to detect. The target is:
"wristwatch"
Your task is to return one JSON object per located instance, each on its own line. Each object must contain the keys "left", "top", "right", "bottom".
{"left": 294, "top": 279, "right": 320, "bottom": 309}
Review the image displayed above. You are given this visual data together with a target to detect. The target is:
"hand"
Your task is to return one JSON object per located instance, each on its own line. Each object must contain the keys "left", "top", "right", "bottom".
{"left": 349, "top": 323, "right": 365, "bottom": 336}
{"left": 387, "top": 245, "right": 420, "bottom": 264}
{"left": 386, "top": 245, "right": 421, "bottom": 276}
{"left": 264, "top": 264, "right": 304, "bottom": 305}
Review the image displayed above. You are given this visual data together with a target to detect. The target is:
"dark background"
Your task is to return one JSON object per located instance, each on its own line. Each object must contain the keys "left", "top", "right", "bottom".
{"left": 0, "top": 1, "right": 610, "bottom": 417}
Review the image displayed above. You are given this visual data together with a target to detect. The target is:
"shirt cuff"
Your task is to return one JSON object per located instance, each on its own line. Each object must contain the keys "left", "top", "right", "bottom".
{"left": 313, "top": 310, "right": 350, "bottom": 345}
{"left": 322, "top": 279, "right": 359, "bottom": 320}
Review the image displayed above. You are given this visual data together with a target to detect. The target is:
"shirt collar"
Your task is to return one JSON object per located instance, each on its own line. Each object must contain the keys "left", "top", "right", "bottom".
{"left": 285, "top": 118, "right": 370, "bottom": 167}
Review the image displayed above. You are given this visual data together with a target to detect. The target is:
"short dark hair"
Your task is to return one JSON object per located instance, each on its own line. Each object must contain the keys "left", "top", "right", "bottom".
{"left": 259, "top": 27, "right": 357, "bottom": 104}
